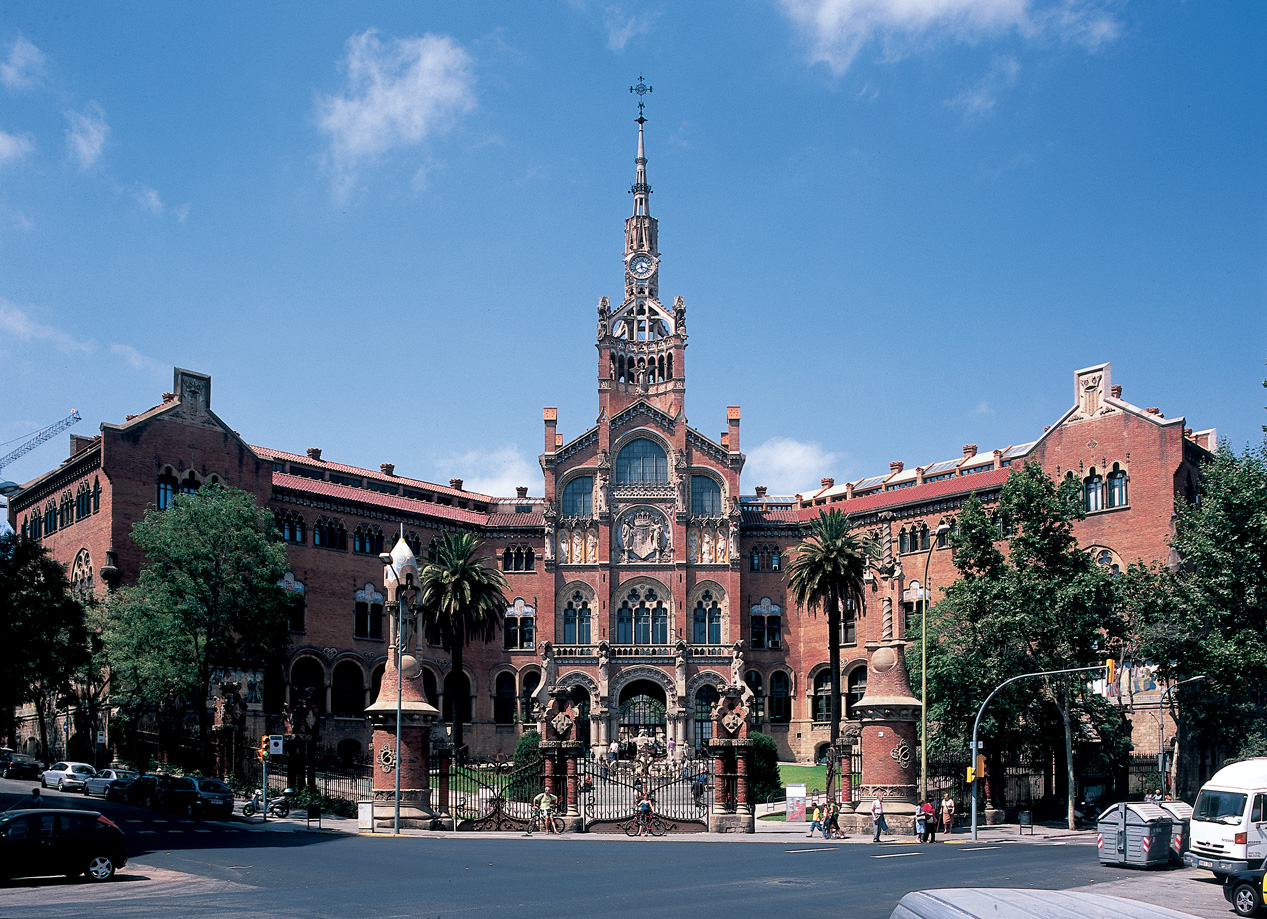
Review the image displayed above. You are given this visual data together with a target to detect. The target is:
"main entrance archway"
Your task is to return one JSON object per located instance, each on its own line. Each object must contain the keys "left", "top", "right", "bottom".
{"left": 618, "top": 680, "right": 666, "bottom": 746}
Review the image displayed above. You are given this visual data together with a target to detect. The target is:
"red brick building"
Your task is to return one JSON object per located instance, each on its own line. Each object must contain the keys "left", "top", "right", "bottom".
{"left": 6, "top": 114, "right": 1214, "bottom": 768}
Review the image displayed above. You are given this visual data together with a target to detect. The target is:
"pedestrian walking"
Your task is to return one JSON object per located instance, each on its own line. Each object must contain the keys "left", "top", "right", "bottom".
{"left": 827, "top": 800, "right": 841, "bottom": 839}
{"left": 871, "top": 795, "right": 885, "bottom": 842}
{"left": 808, "top": 804, "right": 824, "bottom": 838}
{"left": 922, "top": 798, "right": 937, "bottom": 843}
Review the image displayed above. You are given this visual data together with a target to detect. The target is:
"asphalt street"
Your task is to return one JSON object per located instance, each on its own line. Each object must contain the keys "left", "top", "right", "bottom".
{"left": 0, "top": 778, "right": 1235, "bottom": 919}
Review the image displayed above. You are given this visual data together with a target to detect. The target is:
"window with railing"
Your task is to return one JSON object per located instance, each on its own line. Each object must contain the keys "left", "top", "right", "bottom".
{"left": 504, "top": 599, "right": 536, "bottom": 650}
{"left": 769, "top": 671, "right": 791, "bottom": 723}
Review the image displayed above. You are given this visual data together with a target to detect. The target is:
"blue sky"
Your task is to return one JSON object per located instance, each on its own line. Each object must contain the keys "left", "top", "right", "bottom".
{"left": 1, "top": 1, "right": 1263, "bottom": 499}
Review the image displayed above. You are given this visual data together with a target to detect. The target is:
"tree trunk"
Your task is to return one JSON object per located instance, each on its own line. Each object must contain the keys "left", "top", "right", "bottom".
{"left": 827, "top": 584, "right": 841, "bottom": 746}
{"left": 452, "top": 617, "right": 465, "bottom": 763}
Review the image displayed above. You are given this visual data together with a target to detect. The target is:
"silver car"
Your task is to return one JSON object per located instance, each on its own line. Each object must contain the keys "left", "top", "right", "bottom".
{"left": 83, "top": 768, "right": 139, "bottom": 800}
{"left": 40, "top": 762, "right": 97, "bottom": 792}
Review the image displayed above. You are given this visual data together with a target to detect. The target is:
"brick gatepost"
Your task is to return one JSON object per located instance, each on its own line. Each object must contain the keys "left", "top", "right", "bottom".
{"left": 436, "top": 747, "right": 452, "bottom": 815}
{"left": 708, "top": 684, "right": 754, "bottom": 833}
{"left": 541, "top": 689, "right": 585, "bottom": 831}
{"left": 849, "top": 639, "right": 921, "bottom": 834}
{"left": 364, "top": 651, "right": 440, "bottom": 831}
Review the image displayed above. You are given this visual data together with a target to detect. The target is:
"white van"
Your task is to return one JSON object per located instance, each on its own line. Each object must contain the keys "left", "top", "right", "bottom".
{"left": 1185, "top": 758, "right": 1267, "bottom": 875}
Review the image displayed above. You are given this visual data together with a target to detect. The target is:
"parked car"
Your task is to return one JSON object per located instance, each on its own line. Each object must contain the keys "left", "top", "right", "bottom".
{"left": 1224, "top": 867, "right": 1267, "bottom": 916}
{"left": 4, "top": 754, "right": 42, "bottom": 780}
{"left": 40, "top": 762, "right": 97, "bottom": 792}
{"left": 124, "top": 774, "right": 198, "bottom": 814}
{"left": 889, "top": 889, "right": 1204, "bottom": 919}
{"left": 82, "top": 768, "right": 139, "bottom": 800}
{"left": 188, "top": 777, "right": 235, "bottom": 818}
{"left": 0, "top": 808, "right": 127, "bottom": 882}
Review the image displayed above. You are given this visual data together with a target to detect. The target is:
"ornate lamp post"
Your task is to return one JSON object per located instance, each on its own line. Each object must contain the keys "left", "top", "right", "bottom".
{"left": 919, "top": 523, "right": 951, "bottom": 805}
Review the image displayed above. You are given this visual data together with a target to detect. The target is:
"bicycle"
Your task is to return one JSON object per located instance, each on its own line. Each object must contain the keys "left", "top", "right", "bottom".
{"left": 624, "top": 811, "right": 666, "bottom": 837}
{"left": 525, "top": 807, "right": 563, "bottom": 836}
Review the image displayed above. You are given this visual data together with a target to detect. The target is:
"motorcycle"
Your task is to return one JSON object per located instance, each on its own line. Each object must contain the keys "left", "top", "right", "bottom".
{"left": 242, "top": 787, "right": 293, "bottom": 818}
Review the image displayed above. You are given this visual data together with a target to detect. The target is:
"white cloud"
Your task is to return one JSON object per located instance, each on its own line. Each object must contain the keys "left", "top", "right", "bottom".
{"left": 603, "top": 4, "right": 654, "bottom": 51}
{"left": 132, "top": 184, "right": 188, "bottom": 220}
{"left": 974, "top": 400, "right": 995, "bottom": 415}
{"left": 0, "top": 129, "right": 34, "bottom": 167}
{"left": 65, "top": 103, "right": 109, "bottom": 169}
{"left": 778, "top": 0, "right": 1120, "bottom": 75}
{"left": 318, "top": 30, "right": 475, "bottom": 198}
{"left": 0, "top": 298, "right": 94, "bottom": 353}
{"left": 0, "top": 34, "right": 44, "bottom": 90}
{"left": 110, "top": 343, "right": 165, "bottom": 373}
{"left": 436, "top": 445, "right": 538, "bottom": 498}
{"left": 744, "top": 436, "right": 842, "bottom": 495}
{"left": 946, "top": 56, "right": 1020, "bottom": 117}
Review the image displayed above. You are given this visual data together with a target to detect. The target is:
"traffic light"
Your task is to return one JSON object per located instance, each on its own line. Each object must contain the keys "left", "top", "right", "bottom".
{"left": 976, "top": 754, "right": 987, "bottom": 779}
{"left": 1106, "top": 658, "right": 1117, "bottom": 685}
{"left": 966, "top": 765, "right": 976, "bottom": 784}
{"left": 260, "top": 735, "right": 269, "bottom": 758}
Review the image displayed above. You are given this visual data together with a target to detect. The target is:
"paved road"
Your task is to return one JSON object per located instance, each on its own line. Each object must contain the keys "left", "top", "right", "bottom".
{"left": 0, "top": 780, "right": 1234, "bottom": 919}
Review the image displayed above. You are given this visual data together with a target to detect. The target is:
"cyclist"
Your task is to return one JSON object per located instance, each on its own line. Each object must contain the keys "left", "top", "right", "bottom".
{"left": 635, "top": 792, "right": 655, "bottom": 836}
{"left": 532, "top": 788, "right": 559, "bottom": 834}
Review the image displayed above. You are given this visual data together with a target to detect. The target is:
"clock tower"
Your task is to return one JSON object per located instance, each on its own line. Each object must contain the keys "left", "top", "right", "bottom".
{"left": 597, "top": 77, "right": 687, "bottom": 422}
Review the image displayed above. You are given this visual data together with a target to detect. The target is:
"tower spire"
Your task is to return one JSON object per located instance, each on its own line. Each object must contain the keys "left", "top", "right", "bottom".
{"left": 630, "top": 75, "right": 652, "bottom": 217}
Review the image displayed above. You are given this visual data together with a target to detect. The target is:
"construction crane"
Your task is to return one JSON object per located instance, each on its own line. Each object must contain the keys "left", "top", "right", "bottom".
{"left": 0, "top": 409, "right": 83, "bottom": 478}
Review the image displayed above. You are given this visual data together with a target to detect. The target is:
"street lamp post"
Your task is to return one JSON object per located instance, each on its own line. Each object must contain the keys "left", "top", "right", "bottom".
{"left": 919, "top": 523, "right": 951, "bottom": 806}
{"left": 0, "top": 480, "right": 20, "bottom": 535}
{"left": 1158, "top": 675, "right": 1205, "bottom": 791}
{"left": 379, "top": 542, "right": 418, "bottom": 836}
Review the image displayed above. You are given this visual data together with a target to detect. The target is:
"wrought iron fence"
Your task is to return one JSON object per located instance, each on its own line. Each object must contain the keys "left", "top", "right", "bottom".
{"left": 578, "top": 755, "right": 712, "bottom": 832}
{"left": 441, "top": 758, "right": 544, "bottom": 831}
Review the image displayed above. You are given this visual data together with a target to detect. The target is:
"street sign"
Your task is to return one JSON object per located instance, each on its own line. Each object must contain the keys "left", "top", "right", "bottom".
{"left": 268, "top": 735, "right": 284, "bottom": 755}
{"left": 96, "top": 731, "right": 105, "bottom": 744}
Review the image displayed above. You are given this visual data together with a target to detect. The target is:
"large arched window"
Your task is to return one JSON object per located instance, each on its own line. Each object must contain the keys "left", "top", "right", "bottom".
{"left": 812, "top": 670, "right": 832, "bottom": 723}
{"left": 769, "top": 671, "right": 791, "bottom": 723}
{"left": 561, "top": 476, "right": 593, "bottom": 517}
{"left": 694, "top": 685, "right": 719, "bottom": 749}
{"left": 562, "top": 591, "right": 592, "bottom": 646}
{"left": 691, "top": 475, "right": 722, "bottom": 516}
{"left": 693, "top": 590, "right": 722, "bottom": 645}
{"left": 331, "top": 661, "right": 365, "bottom": 718}
{"left": 1084, "top": 469, "right": 1104, "bottom": 512}
{"left": 744, "top": 670, "right": 765, "bottom": 721}
{"left": 443, "top": 671, "right": 472, "bottom": 725}
{"left": 845, "top": 667, "right": 868, "bottom": 719}
{"left": 614, "top": 438, "right": 668, "bottom": 485}
{"left": 290, "top": 657, "right": 326, "bottom": 714}
{"left": 157, "top": 470, "right": 178, "bottom": 510}
{"left": 493, "top": 672, "right": 516, "bottom": 724}
{"left": 1107, "top": 464, "right": 1128, "bottom": 508}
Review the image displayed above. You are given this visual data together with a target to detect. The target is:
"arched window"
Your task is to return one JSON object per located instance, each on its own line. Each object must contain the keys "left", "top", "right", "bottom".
{"left": 841, "top": 596, "right": 857, "bottom": 645}
{"left": 750, "top": 548, "right": 760, "bottom": 571}
{"left": 354, "top": 583, "right": 383, "bottom": 641}
{"left": 1084, "top": 470, "right": 1104, "bottom": 512}
{"left": 280, "top": 572, "right": 306, "bottom": 632}
{"left": 331, "top": 661, "right": 365, "bottom": 718}
{"left": 76, "top": 482, "right": 92, "bottom": 520}
{"left": 770, "top": 548, "right": 781, "bottom": 571}
{"left": 751, "top": 599, "right": 781, "bottom": 650}
{"left": 744, "top": 670, "right": 765, "bottom": 721}
{"left": 813, "top": 670, "right": 832, "bottom": 722}
{"left": 769, "top": 672, "right": 791, "bottom": 723}
{"left": 846, "top": 667, "right": 868, "bottom": 719}
{"left": 504, "top": 599, "right": 535, "bottom": 650}
{"left": 693, "top": 590, "right": 722, "bottom": 644}
{"left": 352, "top": 526, "right": 382, "bottom": 555}
{"left": 899, "top": 528, "right": 910, "bottom": 555}
{"left": 1107, "top": 464, "right": 1128, "bottom": 508}
{"left": 691, "top": 476, "right": 722, "bottom": 516}
{"left": 494, "top": 672, "right": 516, "bottom": 724}
{"left": 616, "top": 599, "right": 634, "bottom": 644}
{"left": 562, "top": 476, "right": 594, "bottom": 517}
{"left": 157, "top": 470, "right": 178, "bottom": 510}
{"left": 443, "top": 671, "right": 472, "bottom": 725}
{"left": 520, "top": 671, "right": 540, "bottom": 722}
{"left": 44, "top": 500, "right": 57, "bottom": 535}
{"left": 289, "top": 658, "right": 326, "bottom": 714}
{"left": 180, "top": 471, "right": 200, "bottom": 494}
{"left": 614, "top": 438, "right": 668, "bottom": 485}
{"left": 651, "top": 593, "right": 669, "bottom": 644}
{"left": 59, "top": 492, "right": 73, "bottom": 529}
{"left": 695, "top": 685, "right": 719, "bottom": 748}
{"left": 562, "top": 592, "right": 592, "bottom": 646}
{"left": 1096, "top": 549, "right": 1122, "bottom": 578}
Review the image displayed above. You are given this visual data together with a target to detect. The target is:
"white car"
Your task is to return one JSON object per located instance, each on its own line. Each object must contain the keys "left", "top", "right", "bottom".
{"left": 40, "top": 761, "right": 97, "bottom": 791}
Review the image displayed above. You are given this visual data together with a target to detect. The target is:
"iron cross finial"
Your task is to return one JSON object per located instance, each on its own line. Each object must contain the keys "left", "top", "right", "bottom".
{"left": 630, "top": 74, "right": 652, "bottom": 121}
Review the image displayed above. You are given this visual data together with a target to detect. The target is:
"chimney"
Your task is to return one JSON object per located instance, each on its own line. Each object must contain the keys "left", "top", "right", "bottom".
{"left": 962, "top": 444, "right": 977, "bottom": 459}
{"left": 915, "top": 466, "right": 926, "bottom": 486}
{"left": 1110, "top": 385, "right": 1122, "bottom": 399}
{"left": 727, "top": 406, "right": 741, "bottom": 454}
{"left": 555, "top": 433, "right": 563, "bottom": 448}
{"left": 993, "top": 449, "right": 1004, "bottom": 469}
{"left": 380, "top": 463, "right": 395, "bottom": 476}
{"left": 1146, "top": 407, "right": 1163, "bottom": 417}
{"left": 449, "top": 478, "right": 463, "bottom": 491}
{"left": 821, "top": 477, "right": 834, "bottom": 490}
{"left": 1184, "top": 428, "right": 1193, "bottom": 438}
{"left": 543, "top": 407, "right": 557, "bottom": 455}
{"left": 889, "top": 461, "right": 903, "bottom": 475}
{"left": 845, "top": 482, "right": 855, "bottom": 500}
{"left": 69, "top": 434, "right": 95, "bottom": 457}
{"left": 755, "top": 486, "right": 768, "bottom": 499}
{"left": 306, "top": 447, "right": 322, "bottom": 461}
{"left": 162, "top": 391, "right": 175, "bottom": 403}
{"left": 721, "top": 432, "right": 729, "bottom": 448}
{"left": 516, "top": 486, "right": 529, "bottom": 499}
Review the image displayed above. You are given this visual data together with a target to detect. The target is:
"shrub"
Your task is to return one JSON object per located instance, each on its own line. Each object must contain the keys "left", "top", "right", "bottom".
{"left": 750, "top": 732, "right": 781, "bottom": 804}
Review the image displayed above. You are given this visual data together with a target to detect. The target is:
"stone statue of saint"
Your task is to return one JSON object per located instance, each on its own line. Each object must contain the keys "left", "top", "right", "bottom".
{"left": 597, "top": 640, "right": 611, "bottom": 696}
{"left": 687, "top": 528, "right": 699, "bottom": 563}
{"left": 572, "top": 530, "right": 583, "bottom": 564}
{"left": 675, "top": 639, "right": 688, "bottom": 694}
{"left": 559, "top": 529, "right": 571, "bottom": 564}
{"left": 587, "top": 528, "right": 598, "bottom": 563}
{"left": 702, "top": 530, "right": 714, "bottom": 564}
{"left": 731, "top": 639, "right": 746, "bottom": 689}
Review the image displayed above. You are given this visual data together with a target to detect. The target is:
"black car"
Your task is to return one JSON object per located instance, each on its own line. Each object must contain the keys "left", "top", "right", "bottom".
{"left": 1224, "top": 868, "right": 1267, "bottom": 916}
{"left": 188, "top": 776, "right": 235, "bottom": 818}
{"left": 2, "top": 754, "right": 42, "bottom": 780}
{"left": 124, "top": 774, "right": 199, "bottom": 814}
{"left": 0, "top": 808, "right": 127, "bottom": 882}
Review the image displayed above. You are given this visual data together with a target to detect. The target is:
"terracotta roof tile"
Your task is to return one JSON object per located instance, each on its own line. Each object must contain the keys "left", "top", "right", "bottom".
{"left": 741, "top": 507, "right": 803, "bottom": 526}
{"left": 798, "top": 466, "right": 1012, "bottom": 520}
{"left": 254, "top": 445, "right": 492, "bottom": 501}
{"left": 486, "top": 512, "right": 545, "bottom": 528}
{"left": 271, "top": 474, "right": 488, "bottom": 525}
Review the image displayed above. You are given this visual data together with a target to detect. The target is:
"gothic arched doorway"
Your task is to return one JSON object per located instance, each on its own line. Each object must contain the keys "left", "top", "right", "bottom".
{"left": 618, "top": 680, "right": 666, "bottom": 747}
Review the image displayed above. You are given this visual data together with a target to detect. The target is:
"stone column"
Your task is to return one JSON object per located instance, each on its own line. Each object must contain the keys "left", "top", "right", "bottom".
{"left": 736, "top": 740, "right": 752, "bottom": 816}
{"left": 542, "top": 744, "right": 559, "bottom": 798}
{"left": 436, "top": 747, "right": 452, "bottom": 814}
{"left": 565, "top": 746, "right": 579, "bottom": 816}
{"left": 713, "top": 749, "right": 727, "bottom": 809}
{"left": 850, "top": 640, "right": 920, "bottom": 834}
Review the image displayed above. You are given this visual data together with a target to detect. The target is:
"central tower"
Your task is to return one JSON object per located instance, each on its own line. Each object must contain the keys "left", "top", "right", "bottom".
{"left": 597, "top": 78, "right": 687, "bottom": 421}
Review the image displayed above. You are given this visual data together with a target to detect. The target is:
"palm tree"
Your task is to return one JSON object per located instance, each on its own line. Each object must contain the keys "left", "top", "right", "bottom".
{"left": 417, "top": 531, "right": 509, "bottom": 762}
{"left": 787, "top": 509, "right": 868, "bottom": 746}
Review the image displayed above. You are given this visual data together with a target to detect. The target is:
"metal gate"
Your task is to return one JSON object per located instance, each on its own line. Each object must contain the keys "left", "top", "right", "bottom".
{"left": 447, "top": 757, "right": 544, "bottom": 832}
{"left": 579, "top": 755, "right": 712, "bottom": 833}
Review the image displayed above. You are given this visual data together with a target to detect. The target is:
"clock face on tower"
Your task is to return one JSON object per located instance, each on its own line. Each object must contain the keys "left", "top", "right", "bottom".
{"left": 628, "top": 253, "right": 655, "bottom": 279}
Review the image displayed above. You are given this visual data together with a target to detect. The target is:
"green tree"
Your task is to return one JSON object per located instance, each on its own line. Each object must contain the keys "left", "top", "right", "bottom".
{"left": 787, "top": 509, "right": 868, "bottom": 746}
{"left": 104, "top": 484, "right": 295, "bottom": 770}
{"left": 749, "top": 731, "right": 782, "bottom": 805}
{"left": 919, "top": 464, "right": 1124, "bottom": 828}
{"left": 1124, "top": 440, "right": 1267, "bottom": 767}
{"left": 417, "top": 531, "right": 508, "bottom": 762}
{"left": 0, "top": 533, "right": 88, "bottom": 761}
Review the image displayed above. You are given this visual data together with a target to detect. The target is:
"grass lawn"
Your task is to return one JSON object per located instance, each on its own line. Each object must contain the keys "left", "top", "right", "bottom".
{"left": 778, "top": 763, "right": 826, "bottom": 793}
